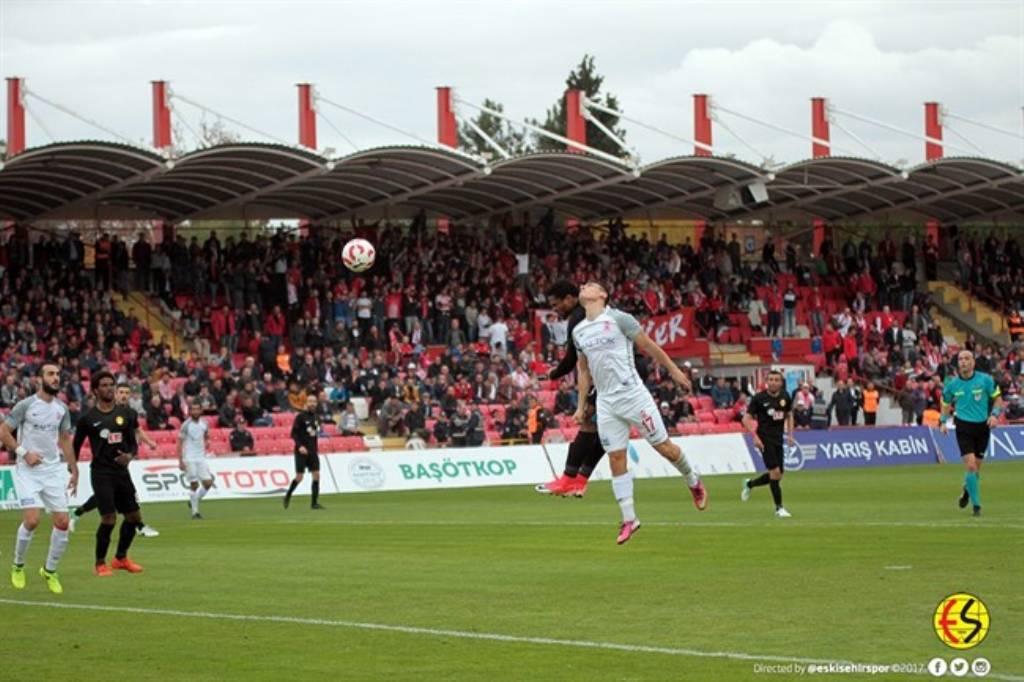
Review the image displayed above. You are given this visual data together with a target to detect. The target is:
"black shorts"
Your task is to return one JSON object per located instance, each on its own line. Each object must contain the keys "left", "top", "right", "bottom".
{"left": 760, "top": 441, "right": 785, "bottom": 471}
{"left": 569, "top": 430, "right": 604, "bottom": 458}
{"left": 91, "top": 472, "right": 140, "bottom": 516}
{"left": 294, "top": 451, "right": 321, "bottom": 473}
{"left": 955, "top": 419, "right": 990, "bottom": 458}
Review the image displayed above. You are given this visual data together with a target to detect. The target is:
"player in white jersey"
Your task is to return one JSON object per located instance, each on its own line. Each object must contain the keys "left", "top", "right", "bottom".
{"left": 572, "top": 282, "right": 708, "bottom": 545}
{"left": 178, "top": 401, "right": 213, "bottom": 519}
{"left": 0, "top": 363, "right": 79, "bottom": 593}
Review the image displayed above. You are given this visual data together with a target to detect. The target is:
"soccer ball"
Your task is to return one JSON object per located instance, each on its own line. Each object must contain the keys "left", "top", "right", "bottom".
{"left": 342, "top": 238, "right": 376, "bottom": 272}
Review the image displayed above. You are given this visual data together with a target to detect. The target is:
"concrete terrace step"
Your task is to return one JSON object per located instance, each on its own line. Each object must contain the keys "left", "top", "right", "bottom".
{"left": 114, "top": 291, "right": 185, "bottom": 354}
{"left": 709, "top": 343, "right": 763, "bottom": 366}
{"left": 927, "top": 281, "right": 1008, "bottom": 343}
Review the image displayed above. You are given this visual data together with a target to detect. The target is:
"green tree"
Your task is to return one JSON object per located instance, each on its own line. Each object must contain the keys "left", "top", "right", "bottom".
{"left": 532, "top": 54, "right": 628, "bottom": 158}
{"left": 458, "top": 99, "right": 533, "bottom": 159}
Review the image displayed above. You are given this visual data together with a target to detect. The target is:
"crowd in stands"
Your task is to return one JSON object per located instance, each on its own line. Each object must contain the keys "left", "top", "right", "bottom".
{"left": 1, "top": 220, "right": 1022, "bottom": 464}
{"left": 952, "top": 231, "right": 1024, "bottom": 314}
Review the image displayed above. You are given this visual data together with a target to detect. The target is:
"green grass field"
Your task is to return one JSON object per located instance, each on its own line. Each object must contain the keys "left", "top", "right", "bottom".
{"left": 2, "top": 463, "right": 1022, "bottom": 681}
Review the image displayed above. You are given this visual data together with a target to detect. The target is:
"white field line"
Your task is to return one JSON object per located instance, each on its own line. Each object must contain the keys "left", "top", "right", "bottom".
{"left": 259, "top": 518, "right": 1024, "bottom": 531}
{"left": 3, "top": 598, "right": 1020, "bottom": 680}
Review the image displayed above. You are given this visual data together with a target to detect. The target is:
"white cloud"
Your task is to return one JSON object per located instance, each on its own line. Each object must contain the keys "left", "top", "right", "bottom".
{"left": 624, "top": 21, "right": 1024, "bottom": 166}
{"left": 1, "top": 2, "right": 1021, "bottom": 168}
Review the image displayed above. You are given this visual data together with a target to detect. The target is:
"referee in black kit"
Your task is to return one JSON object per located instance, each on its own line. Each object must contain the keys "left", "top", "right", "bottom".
{"left": 741, "top": 370, "right": 794, "bottom": 518}
{"left": 284, "top": 393, "right": 324, "bottom": 510}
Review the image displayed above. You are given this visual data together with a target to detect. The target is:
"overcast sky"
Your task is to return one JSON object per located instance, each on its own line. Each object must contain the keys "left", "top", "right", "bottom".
{"left": 2, "top": 0, "right": 1022, "bottom": 167}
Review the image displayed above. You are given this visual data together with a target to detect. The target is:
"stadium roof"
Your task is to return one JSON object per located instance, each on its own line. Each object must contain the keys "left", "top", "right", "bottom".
{"left": 1, "top": 140, "right": 1021, "bottom": 224}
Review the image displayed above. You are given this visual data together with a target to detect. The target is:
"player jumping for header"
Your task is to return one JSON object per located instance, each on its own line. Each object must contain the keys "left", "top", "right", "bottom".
{"left": 572, "top": 281, "right": 707, "bottom": 545}
{"left": 535, "top": 280, "right": 605, "bottom": 497}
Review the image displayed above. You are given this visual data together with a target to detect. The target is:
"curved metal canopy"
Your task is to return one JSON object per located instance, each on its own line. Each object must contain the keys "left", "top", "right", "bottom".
{"left": 1, "top": 140, "right": 1021, "bottom": 224}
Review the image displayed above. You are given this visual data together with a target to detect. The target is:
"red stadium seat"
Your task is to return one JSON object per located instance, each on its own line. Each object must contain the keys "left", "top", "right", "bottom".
{"left": 677, "top": 423, "right": 701, "bottom": 435}
{"left": 713, "top": 409, "right": 735, "bottom": 424}
{"left": 340, "top": 436, "right": 367, "bottom": 452}
{"left": 209, "top": 440, "right": 231, "bottom": 455}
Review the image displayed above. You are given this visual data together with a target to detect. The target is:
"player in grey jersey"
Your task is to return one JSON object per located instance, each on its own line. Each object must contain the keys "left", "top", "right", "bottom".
{"left": 572, "top": 282, "right": 708, "bottom": 545}
{"left": 0, "top": 364, "right": 78, "bottom": 593}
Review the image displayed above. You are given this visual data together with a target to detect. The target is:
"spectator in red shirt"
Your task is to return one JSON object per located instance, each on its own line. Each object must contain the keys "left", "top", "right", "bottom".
{"left": 823, "top": 323, "right": 842, "bottom": 367}
{"left": 211, "top": 305, "right": 237, "bottom": 354}
{"left": 843, "top": 332, "right": 859, "bottom": 374}
{"left": 264, "top": 306, "right": 286, "bottom": 348}
{"left": 385, "top": 288, "right": 402, "bottom": 322}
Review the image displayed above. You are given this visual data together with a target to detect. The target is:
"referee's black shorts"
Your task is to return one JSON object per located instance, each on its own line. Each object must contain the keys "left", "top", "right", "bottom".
{"left": 954, "top": 418, "right": 990, "bottom": 459}
{"left": 91, "top": 471, "right": 140, "bottom": 516}
{"left": 759, "top": 440, "right": 785, "bottom": 472}
{"left": 294, "top": 450, "right": 321, "bottom": 473}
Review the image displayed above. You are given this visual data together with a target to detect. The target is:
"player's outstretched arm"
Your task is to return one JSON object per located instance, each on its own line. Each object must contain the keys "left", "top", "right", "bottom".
{"left": 633, "top": 331, "right": 691, "bottom": 391}
{"left": 71, "top": 422, "right": 89, "bottom": 461}
{"left": 574, "top": 354, "right": 592, "bottom": 425}
{"left": 59, "top": 431, "right": 79, "bottom": 495}
{"left": 0, "top": 420, "right": 19, "bottom": 456}
{"left": 1, "top": 400, "right": 41, "bottom": 465}
{"left": 136, "top": 428, "right": 156, "bottom": 450}
{"left": 742, "top": 410, "right": 763, "bottom": 450}
{"left": 548, "top": 341, "right": 578, "bottom": 381}
{"left": 989, "top": 393, "right": 1004, "bottom": 429}
{"left": 939, "top": 401, "right": 952, "bottom": 434}
{"left": 176, "top": 429, "right": 185, "bottom": 471}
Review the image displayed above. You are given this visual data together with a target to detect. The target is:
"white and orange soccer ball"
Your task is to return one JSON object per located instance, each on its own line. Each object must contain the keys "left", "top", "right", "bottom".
{"left": 342, "top": 238, "right": 376, "bottom": 272}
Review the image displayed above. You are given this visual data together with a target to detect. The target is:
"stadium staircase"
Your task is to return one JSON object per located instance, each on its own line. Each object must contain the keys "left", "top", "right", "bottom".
{"left": 926, "top": 281, "right": 1008, "bottom": 344}
{"left": 113, "top": 291, "right": 186, "bottom": 355}
{"left": 708, "top": 343, "right": 762, "bottom": 366}
{"left": 927, "top": 307, "right": 966, "bottom": 347}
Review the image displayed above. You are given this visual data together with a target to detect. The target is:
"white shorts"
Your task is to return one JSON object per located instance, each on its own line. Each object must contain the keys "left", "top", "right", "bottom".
{"left": 596, "top": 390, "right": 669, "bottom": 453}
{"left": 184, "top": 459, "right": 213, "bottom": 483}
{"left": 14, "top": 467, "right": 70, "bottom": 513}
